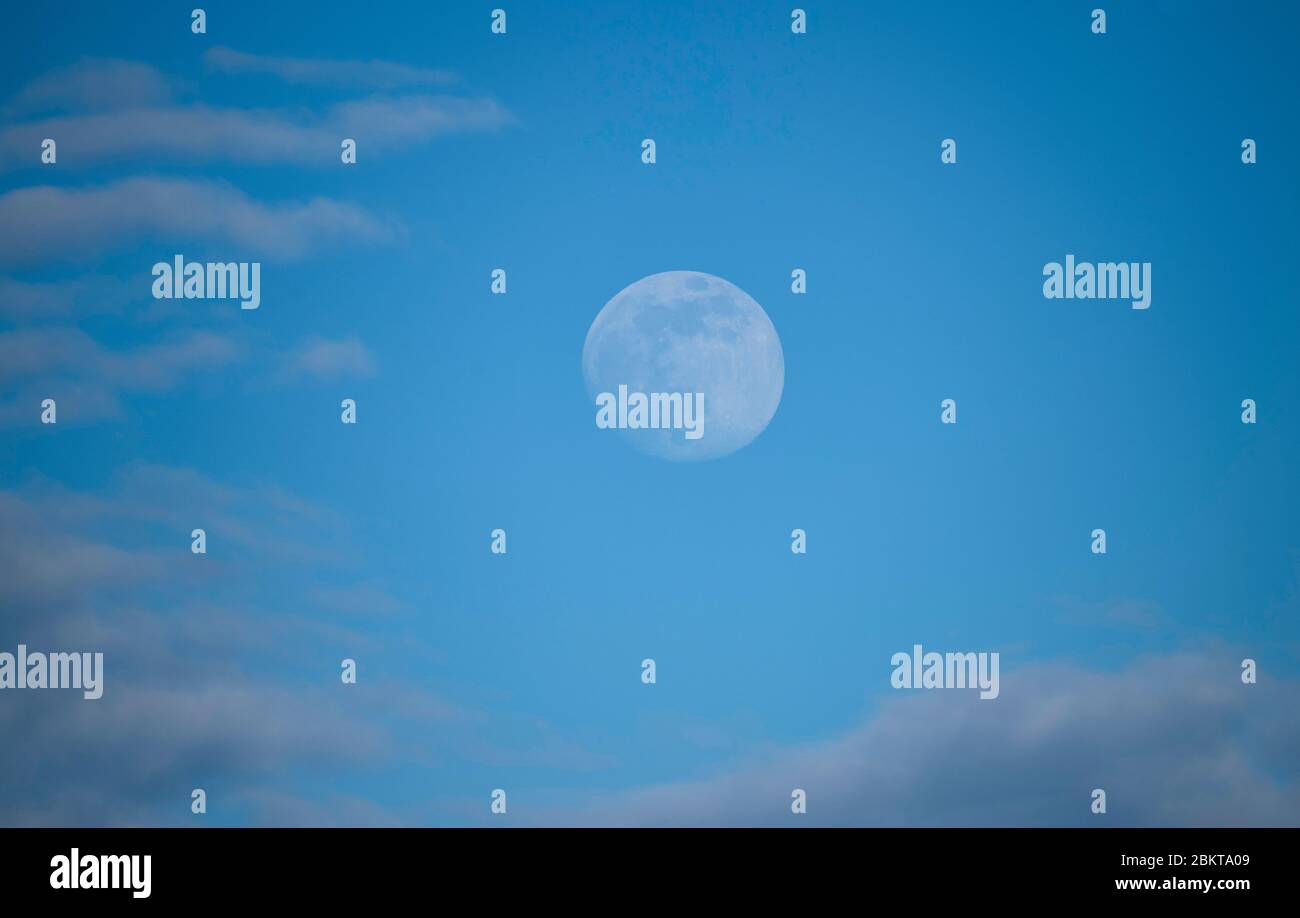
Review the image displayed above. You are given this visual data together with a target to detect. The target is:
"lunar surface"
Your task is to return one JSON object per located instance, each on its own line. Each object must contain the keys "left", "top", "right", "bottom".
{"left": 582, "top": 271, "right": 785, "bottom": 461}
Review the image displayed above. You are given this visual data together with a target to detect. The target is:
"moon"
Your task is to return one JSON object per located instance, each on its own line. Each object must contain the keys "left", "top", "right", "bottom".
{"left": 582, "top": 271, "right": 784, "bottom": 461}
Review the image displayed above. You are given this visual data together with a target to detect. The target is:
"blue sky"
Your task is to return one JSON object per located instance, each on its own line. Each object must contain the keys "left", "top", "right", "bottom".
{"left": 1, "top": 1, "right": 1298, "bottom": 826}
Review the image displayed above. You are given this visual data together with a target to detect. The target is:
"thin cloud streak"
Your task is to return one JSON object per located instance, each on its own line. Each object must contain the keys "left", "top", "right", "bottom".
{"left": 204, "top": 46, "right": 456, "bottom": 89}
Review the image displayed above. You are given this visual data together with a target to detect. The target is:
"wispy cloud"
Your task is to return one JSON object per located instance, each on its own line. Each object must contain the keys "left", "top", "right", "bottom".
{"left": 2, "top": 58, "right": 174, "bottom": 117}
{"left": 0, "top": 326, "right": 240, "bottom": 426}
{"left": 279, "top": 336, "right": 377, "bottom": 382}
{"left": 204, "top": 46, "right": 455, "bottom": 89}
{"left": 519, "top": 652, "right": 1300, "bottom": 827}
{"left": 0, "top": 96, "right": 512, "bottom": 171}
{"left": 0, "top": 326, "right": 238, "bottom": 388}
{"left": 0, "top": 489, "right": 168, "bottom": 611}
{"left": 0, "top": 469, "right": 399, "bottom": 826}
{"left": 0, "top": 177, "right": 391, "bottom": 267}
{"left": 331, "top": 94, "right": 513, "bottom": 144}
{"left": 0, "top": 55, "right": 510, "bottom": 172}
{"left": 239, "top": 788, "right": 407, "bottom": 828}
{"left": 1052, "top": 595, "right": 1170, "bottom": 630}
{"left": 309, "top": 583, "right": 408, "bottom": 618}
{"left": 0, "top": 274, "right": 135, "bottom": 321}
{"left": 0, "top": 469, "right": 606, "bottom": 826}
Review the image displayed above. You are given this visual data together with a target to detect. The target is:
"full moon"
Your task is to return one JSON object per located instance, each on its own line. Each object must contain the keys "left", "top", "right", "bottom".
{"left": 582, "top": 271, "right": 785, "bottom": 461}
